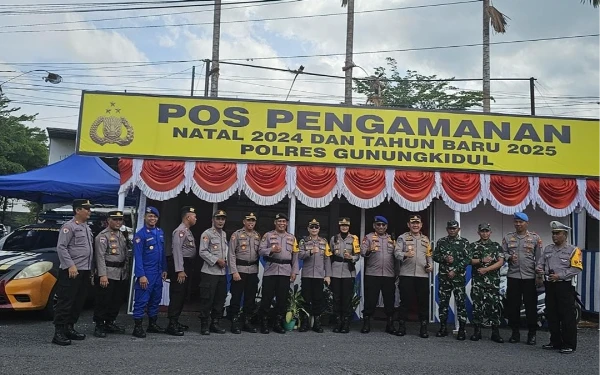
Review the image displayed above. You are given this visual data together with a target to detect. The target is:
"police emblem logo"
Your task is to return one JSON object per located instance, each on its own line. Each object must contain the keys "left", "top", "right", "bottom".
{"left": 100, "top": 237, "right": 106, "bottom": 243}
{"left": 241, "top": 245, "right": 247, "bottom": 250}
{"left": 111, "top": 249, "right": 117, "bottom": 254}
{"left": 149, "top": 246, "right": 154, "bottom": 250}
{"left": 213, "top": 245, "right": 218, "bottom": 249}
{"left": 335, "top": 250, "right": 339, "bottom": 255}
{"left": 89, "top": 103, "right": 134, "bottom": 147}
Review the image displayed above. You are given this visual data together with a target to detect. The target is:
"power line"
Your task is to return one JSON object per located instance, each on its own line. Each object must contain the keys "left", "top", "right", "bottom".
{"left": 1, "top": 0, "right": 480, "bottom": 33}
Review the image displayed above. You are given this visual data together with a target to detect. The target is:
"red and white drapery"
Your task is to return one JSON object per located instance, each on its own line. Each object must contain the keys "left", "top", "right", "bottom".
{"left": 118, "top": 159, "right": 600, "bottom": 219}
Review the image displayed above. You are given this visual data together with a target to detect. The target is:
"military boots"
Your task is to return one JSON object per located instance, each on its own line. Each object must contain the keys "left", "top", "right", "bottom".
{"left": 177, "top": 322, "right": 189, "bottom": 332}
{"left": 419, "top": 320, "right": 429, "bottom": 338}
{"left": 312, "top": 316, "right": 323, "bottom": 333}
{"left": 260, "top": 316, "right": 270, "bottom": 334}
{"left": 242, "top": 314, "right": 257, "bottom": 333}
{"left": 436, "top": 323, "right": 448, "bottom": 337}
{"left": 167, "top": 319, "right": 184, "bottom": 336}
{"left": 456, "top": 322, "right": 466, "bottom": 340}
{"left": 65, "top": 324, "right": 86, "bottom": 340}
{"left": 491, "top": 325, "right": 504, "bottom": 343}
{"left": 470, "top": 324, "right": 482, "bottom": 341}
{"left": 340, "top": 317, "right": 350, "bottom": 334}
{"left": 231, "top": 314, "right": 242, "bottom": 334}
{"left": 333, "top": 315, "right": 343, "bottom": 333}
{"left": 273, "top": 316, "right": 286, "bottom": 334}
{"left": 385, "top": 317, "right": 397, "bottom": 335}
{"left": 132, "top": 319, "right": 146, "bottom": 338}
{"left": 396, "top": 320, "right": 406, "bottom": 337}
{"left": 527, "top": 330, "right": 536, "bottom": 345}
{"left": 360, "top": 316, "right": 371, "bottom": 333}
{"left": 508, "top": 328, "right": 520, "bottom": 343}
{"left": 298, "top": 315, "right": 310, "bottom": 332}
{"left": 210, "top": 319, "right": 226, "bottom": 334}
{"left": 94, "top": 322, "right": 107, "bottom": 338}
{"left": 104, "top": 321, "right": 125, "bottom": 334}
{"left": 52, "top": 325, "right": 71, "bottom": 346}
{"left": 200, "top": 318, "right": 210, "bottom": 335}
{"left": 146, "top": 317, "right": 165, "bottom": 333}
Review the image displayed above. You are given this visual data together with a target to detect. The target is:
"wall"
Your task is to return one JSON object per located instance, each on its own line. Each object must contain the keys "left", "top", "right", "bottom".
{"left": 48, "top": 138, "right": 75, "bottom": 165}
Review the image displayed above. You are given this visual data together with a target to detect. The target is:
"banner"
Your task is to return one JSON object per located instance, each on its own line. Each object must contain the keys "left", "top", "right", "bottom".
{"left": 76, "top": 91, "right": 599, "bottom": 177}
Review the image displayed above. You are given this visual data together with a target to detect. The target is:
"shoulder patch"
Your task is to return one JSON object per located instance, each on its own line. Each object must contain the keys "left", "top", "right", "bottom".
{"left": 179, "top": 231, "right": 185, "bottom": 238}
{"left": 63, "top": 228, "right": 69, "bottom": 233}
{"left": 135, "top": 237, "right": 141, "bottom": 243}
{"left": 100, "top": 237, "right": 106, "bottom": 243}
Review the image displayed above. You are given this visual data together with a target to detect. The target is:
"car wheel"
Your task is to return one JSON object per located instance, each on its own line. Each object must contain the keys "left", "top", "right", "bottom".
{"left": 41, "top": 285, "right": 58, "bottom": 321}
{"left": 574, "top": 303, "right": 582, "bottom": 324}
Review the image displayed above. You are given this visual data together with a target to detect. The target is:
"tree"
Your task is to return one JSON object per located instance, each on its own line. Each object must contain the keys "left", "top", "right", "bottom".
{"left": 484, "top": 1, "right": 509, "bottom": 113}
{"left": 0, "top": 93, "right": 49, "bottom": 222}
{"left": 353, "top": 58, "right": 485, "bottom": 111}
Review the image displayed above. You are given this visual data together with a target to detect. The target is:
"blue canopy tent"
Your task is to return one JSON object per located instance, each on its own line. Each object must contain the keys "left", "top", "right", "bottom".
{"left": 0, "top": 154, "right": 129, "bottom": 205}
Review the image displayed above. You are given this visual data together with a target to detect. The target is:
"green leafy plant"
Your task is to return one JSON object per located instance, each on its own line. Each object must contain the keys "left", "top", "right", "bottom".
{"left": 285, "top": 284, "right": 308, "bottom": 324}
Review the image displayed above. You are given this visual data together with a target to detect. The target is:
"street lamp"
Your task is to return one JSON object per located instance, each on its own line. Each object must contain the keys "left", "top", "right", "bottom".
{"left": 0, "top": 70, "right": 63, "bottom": 93}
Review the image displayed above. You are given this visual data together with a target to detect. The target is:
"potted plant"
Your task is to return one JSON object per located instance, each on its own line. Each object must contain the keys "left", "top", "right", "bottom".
{"left": 285, "top": 284, "right": 307, "bottom": 331}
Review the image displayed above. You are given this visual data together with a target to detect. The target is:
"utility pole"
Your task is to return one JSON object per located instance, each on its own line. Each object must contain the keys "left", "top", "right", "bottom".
{"left": 482, "top": 0, "right": 491, "bottom": 112}
{"left": 530, "top": 77, "right": 536, "bottom": 116}
{"left": 204, "top": 59, "right": 211, "bottom": 97}
{"left": 342, "top": 0, "right": 355, "bottom": 105}
{"left": 190, "top": 65, "right": 196, "bottom": 96}
{"left": 210, "top": 0, "right": 222, "bottom": 97}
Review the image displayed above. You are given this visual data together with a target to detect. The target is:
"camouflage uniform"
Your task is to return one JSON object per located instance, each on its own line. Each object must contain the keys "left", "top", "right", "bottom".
{"left": 432, "top": 235, "right": 470, "bottom": 325}
{"left": 469, "top": 239, "right": 504, "bottom": 326}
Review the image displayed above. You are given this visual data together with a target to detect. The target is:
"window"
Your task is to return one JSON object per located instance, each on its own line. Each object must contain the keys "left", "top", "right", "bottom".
{"left": 2, "top": 228, "right": 60, "bottom": 252}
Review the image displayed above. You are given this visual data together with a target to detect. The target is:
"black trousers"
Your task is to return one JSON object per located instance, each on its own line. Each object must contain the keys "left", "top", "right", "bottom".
{"left": 330, "top": 277, "right": 354, "bottom": 318}
{"left": 363, "top": 276, "right": 395, "bottom": 317}
{"left": 229, "top": 272, "right": 259, "bottom": 316}
{"left": 398, "top": 276, "right": 429, "bottom": 322}
{"left": 167, "top": 256, "right": 193, "bottom": 320}
{"left": 53, "top": 269, "right": 91, "bottom": 327}
{"left": 545, "top": 281, "right": 578, "bottom": 350}
{"left": 506, "top": 277, "right": 538, "bottom": 331}
{"left": 259, "top": 275, "right": 290, "bottom": 317}
{"left": 93, "top": 276, "right": 127, "bottom": 323}
{"left": 301, "top": 278, "right": 325, "bottom": 316}
{"left": 198, "top": 274, "right": 227, "bottom": 320}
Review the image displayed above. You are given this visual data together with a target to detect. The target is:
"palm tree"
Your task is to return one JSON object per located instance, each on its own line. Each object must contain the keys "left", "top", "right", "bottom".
{"left": 341, "top": 0, "right": 355, "bottom": 104}
{"left": 483, "top": 0, "right": 509, "bottom": 113}
{"left": 581, "top": 0, "right": 599, "bottom": 7}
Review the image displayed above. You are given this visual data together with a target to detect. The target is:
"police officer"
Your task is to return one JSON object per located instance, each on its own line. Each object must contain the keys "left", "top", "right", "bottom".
{"left": 166, "top": 206, "right": 197, "bottom": 336}
{"left": 432, "top": 220, "right": 470, "bottom": 340}
{"left": 537, "top": 221, "right": 583, "bottom": 354}
{"left": 298, "top": 219, "right": 332, "bottom": 333}
{"left": 52, "top": 199, "right": 94, "bottom": 346}
{"left": 469, "top": 223, "right": 505, "bottom": 343}
{"left": 329, "top": 217, "right": 360, "bottom": 334}
{"left": 258, "top": 213, "right": 299, "bottom": 334}
{"left": 394, "top": 214, "right": 432, "bottom": 338}
{"left": 360, "top": 216, "right": 398, "bottom": 334}
{"left": 198, "top": 209, "right": 229, "bottom": 335}
{"left": 228, "top": 212, "right": 261, "bottom": 334}
{"left": 502, "top": 212, "right": 543, "bottom": 345}
{"left": 93, "top": 210, "right": 129, "bottom": 338}
{"left": 132, "top": 206, "right": 168, "bottom": 338}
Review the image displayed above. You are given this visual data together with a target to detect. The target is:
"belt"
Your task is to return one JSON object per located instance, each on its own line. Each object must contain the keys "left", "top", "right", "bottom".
{"left": 264, "top": 256, "right": 292, "bottom": 265}
{"left": 236, "top": 259, "right": 259, "bottom": 267}
{"left": 332, "top": 255, "right": 354, "bottom": 264}
{"left": 106, "top": 261, "right": 126, "bottom": 268}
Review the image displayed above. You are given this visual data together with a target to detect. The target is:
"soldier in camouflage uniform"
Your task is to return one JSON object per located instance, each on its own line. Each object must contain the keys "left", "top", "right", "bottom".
{"left": 468, "top": 223, "right": 505, "bottom": 343}
{"left": 432, "top": 220, "right": 470, "bottom": 340}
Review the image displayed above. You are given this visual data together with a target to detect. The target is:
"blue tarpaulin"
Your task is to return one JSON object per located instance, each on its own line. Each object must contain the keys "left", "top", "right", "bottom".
{"left": 0, "top": 154, "right": 124, "bottom": 204}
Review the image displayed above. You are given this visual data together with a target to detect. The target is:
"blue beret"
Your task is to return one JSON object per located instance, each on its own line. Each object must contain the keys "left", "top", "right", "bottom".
{"left": 374, "top": 215, "right": 388, "bottom": 224}
{"left": 145, "top": 206, "right": 160, "bottom": 217}
{"left": 514, "top": 212, "right": 528, "bottom": 222}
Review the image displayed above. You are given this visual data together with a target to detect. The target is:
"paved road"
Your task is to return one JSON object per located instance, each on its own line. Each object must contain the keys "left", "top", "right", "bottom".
{"left": 0, "top": 310, "right": 598, "bottom": 375}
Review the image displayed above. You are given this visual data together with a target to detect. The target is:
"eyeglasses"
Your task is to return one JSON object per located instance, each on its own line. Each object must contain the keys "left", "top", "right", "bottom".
{"left": 375, "top": 223, "right": 387, "bottom": 227}
{"left": 308, "top": 225, "right": 319, "bottom": 229}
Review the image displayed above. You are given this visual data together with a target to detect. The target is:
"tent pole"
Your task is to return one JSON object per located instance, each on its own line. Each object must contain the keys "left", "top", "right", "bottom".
{"left": 118, "top": 192, "right": 126, "bottom": 211}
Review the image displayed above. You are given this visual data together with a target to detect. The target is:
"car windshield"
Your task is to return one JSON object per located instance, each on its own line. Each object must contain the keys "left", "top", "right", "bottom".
{"left": 1, "top": 227, "right": 59, "bottom": 252}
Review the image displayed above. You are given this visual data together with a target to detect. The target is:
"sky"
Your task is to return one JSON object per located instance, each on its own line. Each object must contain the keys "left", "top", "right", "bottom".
{"left": 0, "top": 0, "right": 599, "bottom": 132}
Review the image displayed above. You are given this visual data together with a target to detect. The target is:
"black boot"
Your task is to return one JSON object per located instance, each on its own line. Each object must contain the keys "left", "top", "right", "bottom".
{"left": 132, "top": 319, "right": 146, "bottom": 338}
{"left": 94, "top": 322, "right": 107, "bottom": 338}
{"left": 298, "top": 315, "right": 309, "bottom": 332}
{"left": 527, "top": 330, "right": 536, "bottom": 345}
{"left": 340, "top": 317, "right": 350, "bottom": 334}
{"left": 508, "top": 328, "right": 520, "bottom": 343}
{"left": 177, "top": 322, "right": 189, "bottom": 332}
{"left": 361, "top": 316, "right": 371, "bottom": 334}
{"left": 242, "top": 314, "right": 257, "bottom": 333}
{"left": 167, "top": 319, "right": 184, "bottom": 336}
{"left": 456, "top": 322, "right": 466, "bottom": 341}
{"left": 491, "top": 325, "right": 504, "bottom": 343}
{"left": 200, "top": 318, "right": 210, "bottom": 335}
{"left": 65, "top": 324, "right": 86, "bottom": 340}
{"left": 419, "top": 320, "right": 429, "bottom": 339}
{"left": 385, "top": 317, "right": 397, "bottom": 335}
{"left": 231, "top": 314, "right": 242, "bottom": 334}
{"left": 273, "top": 316, "right": 286, "bottom": 334}
{"left": 146, "top": 317, "right": 165, "bottom": 333}
{"left": 333, "top": 315, "right": 342, "bottom": 333}
{"left": 104, "top": 321, "right": 125, "bottom": 334}
{"left": 312, "top": 316, "right": 323, "bottom": 333}
{"left": 470, "top": 324, "right": 481, "bottom": 341}
{"left": 260, "top": 316, "right": 270, "bottom": 334}
{"left": 396, "top": 320, "right": 406, "bottom": 337}
{"left": 52, "top": 325, "right": 71, "bottom": 346}
{"left": 436, "top": 323, "right": 448, "bottom": 337}
{"left": 210, "top": 318, "right": 226, "bottom": 334}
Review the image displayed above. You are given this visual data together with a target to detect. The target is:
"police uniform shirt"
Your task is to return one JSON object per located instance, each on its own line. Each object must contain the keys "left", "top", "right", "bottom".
{"left": 329, "top": 233, "right": 361, "bottom": 278}
{"left": 298, "top": 236, "right": 332, "bottom": 279}
{"left": 170, "top": 223, "right": 196, "bottom": 273}
{"left": 360, "top": 232, "right": 397, "bottom": 277}
{"left": 394, "top": 232, "right": 432, "bottom": 278}
{"left": 228, "top": 228, "right": 261, "bottom": 275}
{"left": 56, "top": 218, "right": 94, "bottom": 271}
{"left": 133, "top": 226, "right": 167, "bottom": 278}
{"left": 502, "top": 231, "right": 543, "bottom": 279}
{"left": 199, "top": 227, "right": 228, "bottom": 276}
{"left": 537, "top": 243, "right": 583, "bottom": 282}
{"left": 95, "top": 227, "right": 128, "bottom": 280}
{"left": 258, "top": 230, "right": 299, "bottom": 277}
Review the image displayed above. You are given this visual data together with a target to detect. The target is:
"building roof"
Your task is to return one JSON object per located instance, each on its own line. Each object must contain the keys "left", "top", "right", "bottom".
{"left": 46, "top": 127, "right": 76, "bottom": 140}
